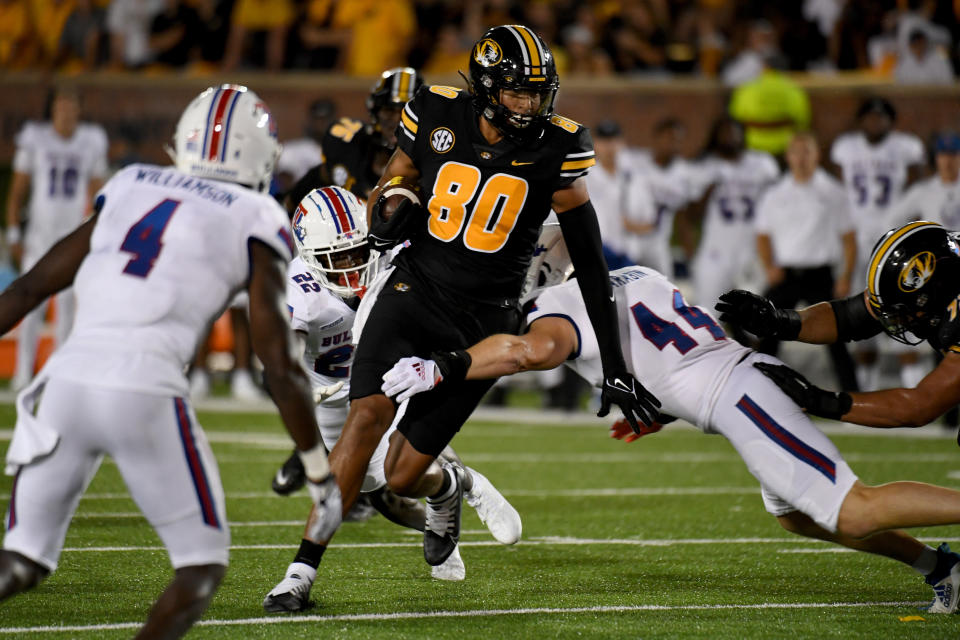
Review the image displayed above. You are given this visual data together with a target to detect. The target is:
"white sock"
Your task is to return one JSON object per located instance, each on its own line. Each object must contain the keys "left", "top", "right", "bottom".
{"left": 431, "top": 466, "right": 457, "bottom": 501}
{"left": 900, "top": 362, "right": 928, "bottom": 389}
{"left": 287, "top": 561, "right": 317, "bottom": 582}
{"left": 912, "top": 545, "right": 938, "bottom": 575}
{"left": 856, "top": 364, "right": 879, "bottom": 392}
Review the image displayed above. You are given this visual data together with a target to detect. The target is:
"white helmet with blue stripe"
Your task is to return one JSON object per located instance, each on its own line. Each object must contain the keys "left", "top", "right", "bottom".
{"left": 172, "top": 84, "right": 280, "bottom": 192}
{"left": 292, "top": 186, "right": 379, "bottom": 298}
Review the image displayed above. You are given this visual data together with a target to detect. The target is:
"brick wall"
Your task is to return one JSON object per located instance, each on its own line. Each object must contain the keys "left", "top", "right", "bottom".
{"left": 1, "top": 72, "right": 958, "bottom": 166}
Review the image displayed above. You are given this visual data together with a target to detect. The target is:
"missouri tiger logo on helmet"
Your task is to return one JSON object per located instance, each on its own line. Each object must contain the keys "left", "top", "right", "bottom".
{"left": 474, "top": 39, "right": 502, "bottom": 67}
{"left": 466, "top": 25, "right": 559, "bottom": 142}
{"left": 898, "top": 251, "right": 936, "bottom": 292}
{"left": 866, "top": 221, "right": 960, "bottom": 344}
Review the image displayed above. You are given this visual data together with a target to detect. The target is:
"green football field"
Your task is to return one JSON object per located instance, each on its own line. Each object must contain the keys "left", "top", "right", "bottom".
{"left": 2, "top": 402, "right": 960, "bottom": 639}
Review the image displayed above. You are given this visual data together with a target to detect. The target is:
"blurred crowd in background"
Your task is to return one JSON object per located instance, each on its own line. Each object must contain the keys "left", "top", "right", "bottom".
{"left": 2, "top": 0, "right": 959, "bottom": 84}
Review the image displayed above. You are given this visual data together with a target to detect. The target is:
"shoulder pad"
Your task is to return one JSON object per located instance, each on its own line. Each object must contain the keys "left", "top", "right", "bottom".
{"left": 549, "top": 114, "right": 583, "bottom": 134}
{"left": 14, "top": 121, "right": 40, "bottom": 146}
{"left": 326, "top": 118, "right": 365, "bottom": 144}
{"left": 427, "top": 85, "right": 462, "bottom": 99}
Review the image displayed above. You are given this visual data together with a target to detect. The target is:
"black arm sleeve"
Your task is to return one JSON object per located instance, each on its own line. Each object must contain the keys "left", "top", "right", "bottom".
{"left": 829, "top": 292, "right": 883, "bottom": 342}
{"left": 556, "top": 200, "right": 627, "bottom": 375}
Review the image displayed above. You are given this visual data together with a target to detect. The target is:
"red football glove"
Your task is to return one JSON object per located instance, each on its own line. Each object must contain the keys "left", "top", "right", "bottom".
{"left": 609, "top": 417, "right": 663, "bottom": 443}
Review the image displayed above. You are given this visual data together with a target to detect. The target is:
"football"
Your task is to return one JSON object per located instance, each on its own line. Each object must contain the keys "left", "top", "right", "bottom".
{"left": 377, "top": 177, "right": 422, "bottom": 221}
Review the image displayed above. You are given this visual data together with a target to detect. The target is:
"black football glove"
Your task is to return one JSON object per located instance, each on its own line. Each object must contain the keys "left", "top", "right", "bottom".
{"left": 715, "top": 290, "right": 801, "bottom": 340}
{"left": 754, "top": 362, "right": 852, "bottom": 420}
{"left": 598, "top": 371, "right": 661, "bottom": 435}
{"left": 368, "top": 197, "right": 425, "bottom": 252}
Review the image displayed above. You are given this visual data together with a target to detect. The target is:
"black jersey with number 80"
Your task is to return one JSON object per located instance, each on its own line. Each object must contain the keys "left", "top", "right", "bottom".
{"left": 395, "top": 85, "right": 595, "bottom": 302}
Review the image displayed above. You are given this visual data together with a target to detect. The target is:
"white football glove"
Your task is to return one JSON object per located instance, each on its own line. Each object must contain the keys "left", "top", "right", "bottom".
{"left": 381, "top": 356, "right": 442, "bottom": 403}
{"left": 312, "top": 381, "right": 345, "bottom": 404}
{"left": 306, "top": 474, "right": 342, "bottom": 541}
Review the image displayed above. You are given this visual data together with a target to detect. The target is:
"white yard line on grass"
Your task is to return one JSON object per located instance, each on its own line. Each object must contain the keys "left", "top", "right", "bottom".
{"left": 74, "top": 487, "right": 763, "bottom": 500}
{"left": 0, "top": 600, "right": 927, "bottom": 635}
{"left": 57, "top": 535, "right": 960, "bottom": 554}
{"left": 51, "top": 537, "right": 854, "bottom": 553}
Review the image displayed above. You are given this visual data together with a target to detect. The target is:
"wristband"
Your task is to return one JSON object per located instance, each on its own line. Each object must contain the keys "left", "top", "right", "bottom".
{"left": 5, "top": 226, "right": 21, "bottom": 245}
{"left": 823, "top": 391, "right": 853, "bottom": 420}
{"left": 298, "top": 443, "right": 330, "bottom": 480}
{"left": 775, "top": 309, "right": 802, "bottom": 340}
{"left": 431, "top": 349, "right": 472, "bottom": 384}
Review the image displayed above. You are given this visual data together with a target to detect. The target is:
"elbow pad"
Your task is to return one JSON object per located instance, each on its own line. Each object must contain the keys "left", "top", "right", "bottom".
{"left": 830, "top": 294, "right": 883, "bottom": 342}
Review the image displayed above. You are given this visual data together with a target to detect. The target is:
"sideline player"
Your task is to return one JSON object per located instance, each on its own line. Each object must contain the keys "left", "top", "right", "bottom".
{"left": 4, "top": 84, "right": 109, "bottom": 391}
{"left": 304, "top": 24, "right": 659, "bottom": 582}
{"left": 685, "top": 117, "right": 779, "bottom": 309}
{"left": 717, "top": 220, "right": 960, "bottom": 432}
{"left": 830, "top": 97, "right": 926, "bottom": 391}
{"left": 383, "top": 246, "right": 960, "bottom": 613}
{"left": 285, "top": 67, "right": 422, "bottom": 208}
{"left": 0, "top": 85, "right": 341, "bottom": 638}
{"left": 262, "top": 187, "right": 522, "bottom": 610}
{"left": 623, "top": 118, "right": 697, "bottom": 279}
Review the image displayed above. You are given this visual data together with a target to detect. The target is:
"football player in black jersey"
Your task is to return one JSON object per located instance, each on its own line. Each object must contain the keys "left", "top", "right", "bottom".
{"left": 288, "top": 24, "right": 661, "bottom": 582}
{"left": 717, "top": 221, "right": 960, "bottom": 431}
{"left": 284, "top": 67, "right": 422, "bottom": 210}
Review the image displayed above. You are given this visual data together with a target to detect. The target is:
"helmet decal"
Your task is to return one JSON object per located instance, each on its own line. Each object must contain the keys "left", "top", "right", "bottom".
{"left": 898, "top": 251, "right": 936, "bottom": 292}
{"left": 293, "top": 203, "right": 308, "bottom": 243}
{"left": 505, "top": 25, "right": 548, "bottom": 78}
{"left": 313, "top": 186, "right": 356, "bottom": 234}
{"left": 474, "top": 39, "right": 502, "bottom": 66}
{"left": 867, "top": 220, "right": 939, "bottom": 299}
{"left": 202, "top": 86, "right": 243, "bottom": 161}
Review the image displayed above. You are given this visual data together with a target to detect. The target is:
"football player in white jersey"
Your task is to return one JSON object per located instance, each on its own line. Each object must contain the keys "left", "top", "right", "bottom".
{"left": 0, "top": 85, "right": 341, "bottom": 639}
{"left": 4, "top": 85, "right": 109, "bottom": 391}
{"left": 623, "top": 118, "right": 697, "bottom": 278}
{"left": 687, "top": 117, "right": 779, "bottom": 310}
{"left": 382, "top": 236, "right": 960, "bottom": 614}
{"left": 888, "top": 133, "right": 960, "bottom": 231}
{"left": 830, "top": 97, "right": 927, "bottom": 391}
{"left": 263, "top": 186, "right": 522, "bottom": 611}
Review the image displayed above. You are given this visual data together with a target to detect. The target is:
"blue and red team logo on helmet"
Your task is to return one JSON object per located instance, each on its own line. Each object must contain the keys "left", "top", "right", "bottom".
{"left": 293, "top": 202, "right": 308, "bottom": 243}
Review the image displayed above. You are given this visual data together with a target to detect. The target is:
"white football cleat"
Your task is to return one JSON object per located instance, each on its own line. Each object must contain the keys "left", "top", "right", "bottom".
{"left": 231, "top": 369, "right": 264, "bottom": 401}
{"left": 263, "top": 562, "right": 315, "bottom": 612}
{"left": 927, "top": 543, "right": 960, "bottom": 613}
{"left": 465, "top": 467, "right": 521, "bottom": 545}
{"left": 431, "top": 544, "right": 465, "bottom": 581}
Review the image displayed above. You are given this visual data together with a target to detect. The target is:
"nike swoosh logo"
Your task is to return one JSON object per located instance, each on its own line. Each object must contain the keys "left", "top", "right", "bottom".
{"left": 511, "top": 160, "right": 534, "bottom": 166}
{"left": 276, "top": 471, "right": 290, "bottom": 485}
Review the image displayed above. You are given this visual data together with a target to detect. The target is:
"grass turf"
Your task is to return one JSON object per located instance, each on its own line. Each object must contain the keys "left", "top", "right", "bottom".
{"left": 1, "top": 403, "right": 959, "bottom": 638}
